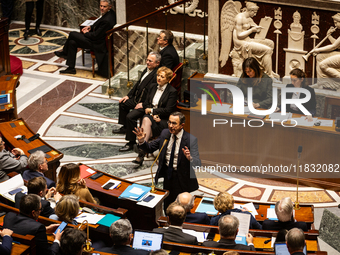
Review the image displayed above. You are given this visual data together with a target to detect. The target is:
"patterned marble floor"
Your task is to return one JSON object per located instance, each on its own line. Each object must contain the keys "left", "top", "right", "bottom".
{"left": 10, "top": 22, "right": 340, "bottom": 210}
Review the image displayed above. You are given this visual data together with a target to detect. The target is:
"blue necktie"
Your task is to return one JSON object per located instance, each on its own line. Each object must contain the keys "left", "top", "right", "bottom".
{"left": 167, "top": 135, "right": 177, "bottom": 179}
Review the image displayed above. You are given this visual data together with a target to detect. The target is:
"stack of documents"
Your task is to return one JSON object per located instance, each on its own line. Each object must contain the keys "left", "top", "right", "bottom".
{"left": 0, "top": 175, "right": 27, "bottom": 202}
{"left": 268, "top": 112, "right": 292, "bottom": 122}
{"left": 118, "top": 183, "right": 151, "bottom": 201}
{"left": 75, "top": 212, "right": 106, "bottom": 224}
{"left": 230, "top": 211, "right": 251, "bottom": 245}
{"left": 234, "top": 202, "right": 258, "bottom": 217}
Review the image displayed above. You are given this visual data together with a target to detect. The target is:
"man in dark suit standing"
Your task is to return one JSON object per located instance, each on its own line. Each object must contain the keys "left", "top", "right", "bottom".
{"left": 54, "top": 0, "right": 116, "bottom": 77}
{"left": 157, "top": 30, "right": 179, "bottom": 70}
{"left": 286, "top": 228, "right": 306, "bottom": 255}
{"left": 136, "top": 111, "right": 201, "bottom": 210}
{"left": 4, "top": 194, "right": 61, "bottom": 255}
{"left": 153, "top": 202, "right": 198, "bottom": 245}
{"left": 203, "top": 215, "right": 255, "bottom": 251}
{"left": 113, "top": 52, "right": 161, "bottom": 143}
{"left": 176, "top": 192, "right": 210, "bottom": 224}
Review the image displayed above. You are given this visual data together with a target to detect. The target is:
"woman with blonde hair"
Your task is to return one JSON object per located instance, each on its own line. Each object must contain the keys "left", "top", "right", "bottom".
{"left": 210, "top": 191, "right": 262, "bottom": 229}
{"left": 56, "top": 163, "right": 97, "bottom": 204}
{"left": 50, "top": 195, "right": 79, "bottom": 225}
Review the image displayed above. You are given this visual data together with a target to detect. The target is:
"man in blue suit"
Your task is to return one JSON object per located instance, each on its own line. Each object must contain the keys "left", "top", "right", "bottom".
{"left": 136, "top": 111, "right": 201, "bottom": 210}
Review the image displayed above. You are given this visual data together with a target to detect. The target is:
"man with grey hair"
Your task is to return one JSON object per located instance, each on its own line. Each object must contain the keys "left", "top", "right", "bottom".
{"left": 22, "top": 150, "right": 55, "bottom": 188}
{"left": 114, "top": 52, "right": 161, "bottom": 152}
{"left": 54, "top": 0, "right": 116, "bottom": 77}
{"left": 286, "top": 228, "right": 306, "bottom": 255}
{"left": 176, "top": 192, "right": 210, "bottom": 224}
{"left": 262, "top": 197, "right": 307, "bottom": 231}
{"left": 0, "top": 136, "right": 27, "bottom": 182}
{"left": 98, "top": 219, "right": 148, "bottom": 254}
{"left": 203, "top": 215, "right": 255, "bottom": 250}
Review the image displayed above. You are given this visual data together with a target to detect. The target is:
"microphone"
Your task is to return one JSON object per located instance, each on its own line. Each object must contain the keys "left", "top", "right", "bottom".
{"left": 294, "top": 145, "right": 303, "bottom": 210}
{"left": 297, "top": 146, "right": 303, "bottom": 160}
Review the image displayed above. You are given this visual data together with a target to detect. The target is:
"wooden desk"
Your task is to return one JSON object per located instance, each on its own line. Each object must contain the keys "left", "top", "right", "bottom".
{"left": 0, "top": 75, "right": 19, "bottom": 122}
{"left": 11, "top": 243, "right": 30, "bottom": 255}
{"left": 178, "top": 99, "right": 340, "bottom": 190}
{"left": 81, "top": 164, "right": 168, "bottom": 230}
{"left": 0, "top": 119, "right": 63, "bottom": 181}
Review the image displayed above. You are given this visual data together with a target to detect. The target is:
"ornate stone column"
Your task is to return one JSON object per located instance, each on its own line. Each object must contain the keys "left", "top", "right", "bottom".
{"left": 208, "top": 0, "right": 219, "bottom": 74}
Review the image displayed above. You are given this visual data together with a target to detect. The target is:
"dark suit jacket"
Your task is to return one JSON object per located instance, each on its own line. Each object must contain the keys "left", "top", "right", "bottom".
{"left": 185, "top": 212, "right": 210, "bottom": 225}
{"left": 159, "top": 44, "right": 180, "bottom": 70}
{"left": 210, "top": 209, "right": 262, "bottom": 229}
{"left": 153, "top": 226, "right": 198, "bottom": 245}
{"left": 3, "top": 212, "right": 59, "bottom": 255}
{"left": 84, "top": 10, "right": 116, "bottom": 77}
{"left": 22, "top": 170, "right": 56, "bottom": 188}
{"left": 262, "top": 219, "right": 308, "bottom": 232}
{"left": 127, "top": 67, "right": 158, "bottom": 104}
{"left": 292, "top": 252, "right": 305, "bottom": 255}
{"left": 0, "top": 235, "right": 12, "bottom": 255}
{"left": 140, "top": 129, "right": 200, "bottom": 192}
{"left": 203, "top": 238, "right": 255, "bottom": 251}
{"left": 98, "top": 245, "right": 149, "bottom": 255}
{"left": 284, "top": 84, "right": 316, "bottom": 116}
{"left": 15, "top": 192, "right": 55, "bottom": 218}
{"left": 142, "top": 83, "right": 178, "bottom": 120}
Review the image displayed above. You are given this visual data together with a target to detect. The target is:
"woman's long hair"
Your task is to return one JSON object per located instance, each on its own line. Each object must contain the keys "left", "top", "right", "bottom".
{"left": 56, "top": 163, "right": 81, "bottom": 195}
{"left": 240, "top": 57, "right": 263, "bottom": 86}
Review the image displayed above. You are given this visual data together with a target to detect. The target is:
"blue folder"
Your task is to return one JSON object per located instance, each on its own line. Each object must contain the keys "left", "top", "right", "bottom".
{"left": 118, "top": 183, "right": 151, "bottom": 201}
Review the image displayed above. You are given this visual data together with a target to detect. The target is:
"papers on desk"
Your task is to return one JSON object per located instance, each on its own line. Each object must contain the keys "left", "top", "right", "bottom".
{"left": 79, "top": 165, "right": 96, "bottom": 179}
{"left": 75, "top": 212, "right": 105, "bottom": 224}
{"left": 136, "top": 193, "right": 165, "bottom": 208}
{"left": 291, "top": 117, "right": 318, "bottom": 127}
{"left": 101, "top": 179, "right": 121, "bottom": 190}
{"left": 0, "top": 175, "right": 27, "bottom": 202}
{"left": 268, "top": 112, "right": 292, "bottom": 122}
{"left": 230, "top": 211, "right": 250, "bottom": 245}
{"left": 195, "top": 197, "right": 218, "bottom": 215}
{"left": 210, "top": 103, "right": 231, "bottom": 113}
{"left": 267, "top": 205, "right": 278, "bottom": 220}
{"left": 230, "top": 106, "right": 250, "bottom": 114}
{"left": 182, "top": 229, "right": 208, "bottom": 243}
{"left": 317, "top": 119, "right": 334, "bottom": 127}
{"left": 234, "top": 202, "right": 258, "bottom": 217}
{"left": 80, "top": 18, "right": 100, "bottom": 26}
{"left": 118, "top": 183, "right": 151, "bottom": 201}
{"left": 97, "top": 214, "right": 121, "bottom": 227}
{"left": 0, "top": 94, "right": 10, "bottom": 105}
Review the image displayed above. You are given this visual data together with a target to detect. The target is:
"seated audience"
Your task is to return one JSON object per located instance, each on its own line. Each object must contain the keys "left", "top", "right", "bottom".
{"left": 98, "top": 219, "right": 148, "bottom": 254}
{"left": 50, "top": 195, "right": 79, "bottom": 225}
{"left": 286, "top": 228, "right": 306, "bottom": 255}
{"left": 157, "top": 30, "right": 180, "bottom": 70}
{"left": 176, "top": 192, "right": 210, "bottom": 224}
{"left": 262, "top": 197, "right": 308, "bottom": 231}
{"left": 153, "top": 202, "right": 198, "bottom": 245}
{"left": 133, "top": 66, "right": 177, "bottom": 166}
{"left": 56, "top": 163, "right": 97, "bottom": 204}
{"left": 210, "top": 192, "right": 262, "bottom": 229}
{"left": 203, "top": 215, "right": 255, "bottom": 250}
{"left": 0, "top": 136, "right": 28, "bottom": 182}
{"left": 60, "top": 228, "right": 86, "bottom": 255}
{"left": 0, "top": 228, "right": 13, "bottom": 255}
{"left": 113, "top": 52, "right": 160, "bottom": 135}
{"left": 23, "top": 150, "right": 55, "bottom": 188}
{"left": 15, "top": 176, "right": 61, "bottom": 218}
{"left": 4, "top": 194, "right": 61, "bottom": 255}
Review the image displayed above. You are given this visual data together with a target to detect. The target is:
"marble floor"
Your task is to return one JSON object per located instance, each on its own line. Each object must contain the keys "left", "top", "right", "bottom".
{"left": 10, "top": 21, "right": 340, "bottom": 255}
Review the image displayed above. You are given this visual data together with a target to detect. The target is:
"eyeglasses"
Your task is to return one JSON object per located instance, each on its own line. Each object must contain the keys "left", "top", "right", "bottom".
{"left": 167, "top": 121, "right": 178, "bottom": 126}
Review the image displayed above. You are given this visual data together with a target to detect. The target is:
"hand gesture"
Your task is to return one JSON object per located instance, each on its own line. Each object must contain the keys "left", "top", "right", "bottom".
{"left": 46, "top": 223, "right": 59, "bottom": 234}
{"left": 0, "top": 228, "right": 13, "bottom": 237}
{"left": 153, "top": 115, "right": 161, "bottom": 123}
{"left": 246, "top": 233, "right": 254, "bottom": 244}
{"left": 132, "top": 127, "right": 146, "bottom": 144}
{"left": 46, "top": 187, "right": 56, "bottom": 199}
{"left": 12, "top": 148, "right": 24, "bottom": 157}
{"left": 182, "top": 146, "right": 192, "bottom": 161}
{"left": 78, "top": 178, "right": 86, "bottom": 187}
{"left": 119, "top": 96, "right": 129, "bottom": 103}
{"left": 53, "top": 229, "right": 63, "bottom": 242}
{"left": 327, "top": 26, "right": 336, "bottom": 35}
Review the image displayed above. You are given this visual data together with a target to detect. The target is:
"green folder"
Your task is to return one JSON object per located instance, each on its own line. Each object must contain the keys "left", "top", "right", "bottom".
{"left": 97, "top": 214, "right": 121, "bottom": 227}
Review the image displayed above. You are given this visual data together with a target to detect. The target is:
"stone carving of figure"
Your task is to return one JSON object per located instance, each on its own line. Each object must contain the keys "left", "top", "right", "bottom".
{"left": 291, "top": 11, "right": 302, "bottom": 32}
{"left": 220, "top": 1, "right": 278, "bottom": 78}
{"left": 312, "top": 13, "right": 340, "bottom": 91}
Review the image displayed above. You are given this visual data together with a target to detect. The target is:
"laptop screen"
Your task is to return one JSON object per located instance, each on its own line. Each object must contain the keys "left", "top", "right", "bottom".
{"left": 275, "top": 243, "right": 307, "bottom": 255}
{"left": 132, "top": 230, "right": 164, "bottom": 252}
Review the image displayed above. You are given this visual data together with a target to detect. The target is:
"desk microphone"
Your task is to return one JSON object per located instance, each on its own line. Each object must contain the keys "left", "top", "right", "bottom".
{"left": 149, "top": 133, "right": 171, "bottom": 193}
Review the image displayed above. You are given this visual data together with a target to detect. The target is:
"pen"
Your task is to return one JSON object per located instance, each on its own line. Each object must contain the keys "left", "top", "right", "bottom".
{"left": 116, "top": 184, "right": 121, "bottom": 189}
{"left": 75, "top": 215, "right": 86, "bottom": 219}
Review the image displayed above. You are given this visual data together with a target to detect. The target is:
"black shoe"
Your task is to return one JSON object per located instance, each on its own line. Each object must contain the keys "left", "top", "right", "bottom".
{"left": 35, "top": 28, "right": 42, "bottom": 36}
{"left": 60, "top": 67, "right": 76, "bottom": 74}
{"left": 54, "top": 51, "right": 68, "bottom": 59}
{"left": 132, "top": 149, "right": 145, "bottom": 165}
{"left": 24, "top": 30, "right": 29, "bottom": 40}
{"left": 112, "top": 126, "right": 126, "bottom": 134}
{"left": 119, "top": 143, "right": 134, "bottom": 152}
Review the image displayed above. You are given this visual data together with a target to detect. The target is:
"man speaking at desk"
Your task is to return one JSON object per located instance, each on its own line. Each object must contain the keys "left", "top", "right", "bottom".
{"left": 134, "top": 111, "right": 201, "bottom": 210}
{"left": 54, "top": 0, "right": 116, "bottom": 77}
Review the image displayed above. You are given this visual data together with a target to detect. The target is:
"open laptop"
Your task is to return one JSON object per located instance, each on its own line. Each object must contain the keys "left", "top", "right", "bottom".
{"left": 132, "top": 230, "right": 164, "bottom": 252}
{"left": 275, "top": 243, "right": 307, "bottom": 255}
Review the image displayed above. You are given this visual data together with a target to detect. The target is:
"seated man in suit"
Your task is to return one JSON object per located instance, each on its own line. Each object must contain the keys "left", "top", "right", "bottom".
{"left": 203, "top": 215, "right": 255, "bottom": 251}
{"left": 262, "top": 197, "right": 308, "bottom": 231}
{"left": 286, "top": 228, "right": 306, "bottom": 255}
{"left": 98, "top": 219, "right": 148, "bottom": 254}
{"left": 60, "top": 228, "right": 86, "bottom": 255}
{"left": 15, "top": 176, "right": 61, "bottom": 218}
{"left": 54, "top": 0, "right": 116, "bottom": 76}
{"left": 0, "top": 228, "right": 13, "bottom": 255}
{"left": 176, "top": 192, "right": 210, "bottom": 224}
{"left": 153, "top": 202, "right": 198, "bottom": 245}
{"left": 0, "top": 136, "right": 28, "bottom": 182}
{"left": 113, "top": 52, "right": 161, "bottom": 140}
{"left": 157, "top": 30, "right": 180, "bottom": 70}
{"left": 3, "top": 194, "right": 61, "bottom": 255}
{"left": 23, "top": 150, "right": 55, "bottom": 188}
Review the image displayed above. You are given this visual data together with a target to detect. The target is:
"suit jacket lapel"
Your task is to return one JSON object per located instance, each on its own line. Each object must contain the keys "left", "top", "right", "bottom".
{"left": 158, "top": 83, "right": 171, "bottom": 107}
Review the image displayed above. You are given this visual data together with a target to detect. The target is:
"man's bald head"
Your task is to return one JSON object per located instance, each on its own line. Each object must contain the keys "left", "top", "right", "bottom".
{"left": 286, "top": 228, "right": 305, "bottom": 254}
{"left": 176, "top": 192, "right": 194, "bottom": 212}
{"left": 166, "top": 202, "right": 186, "bottom": 226}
